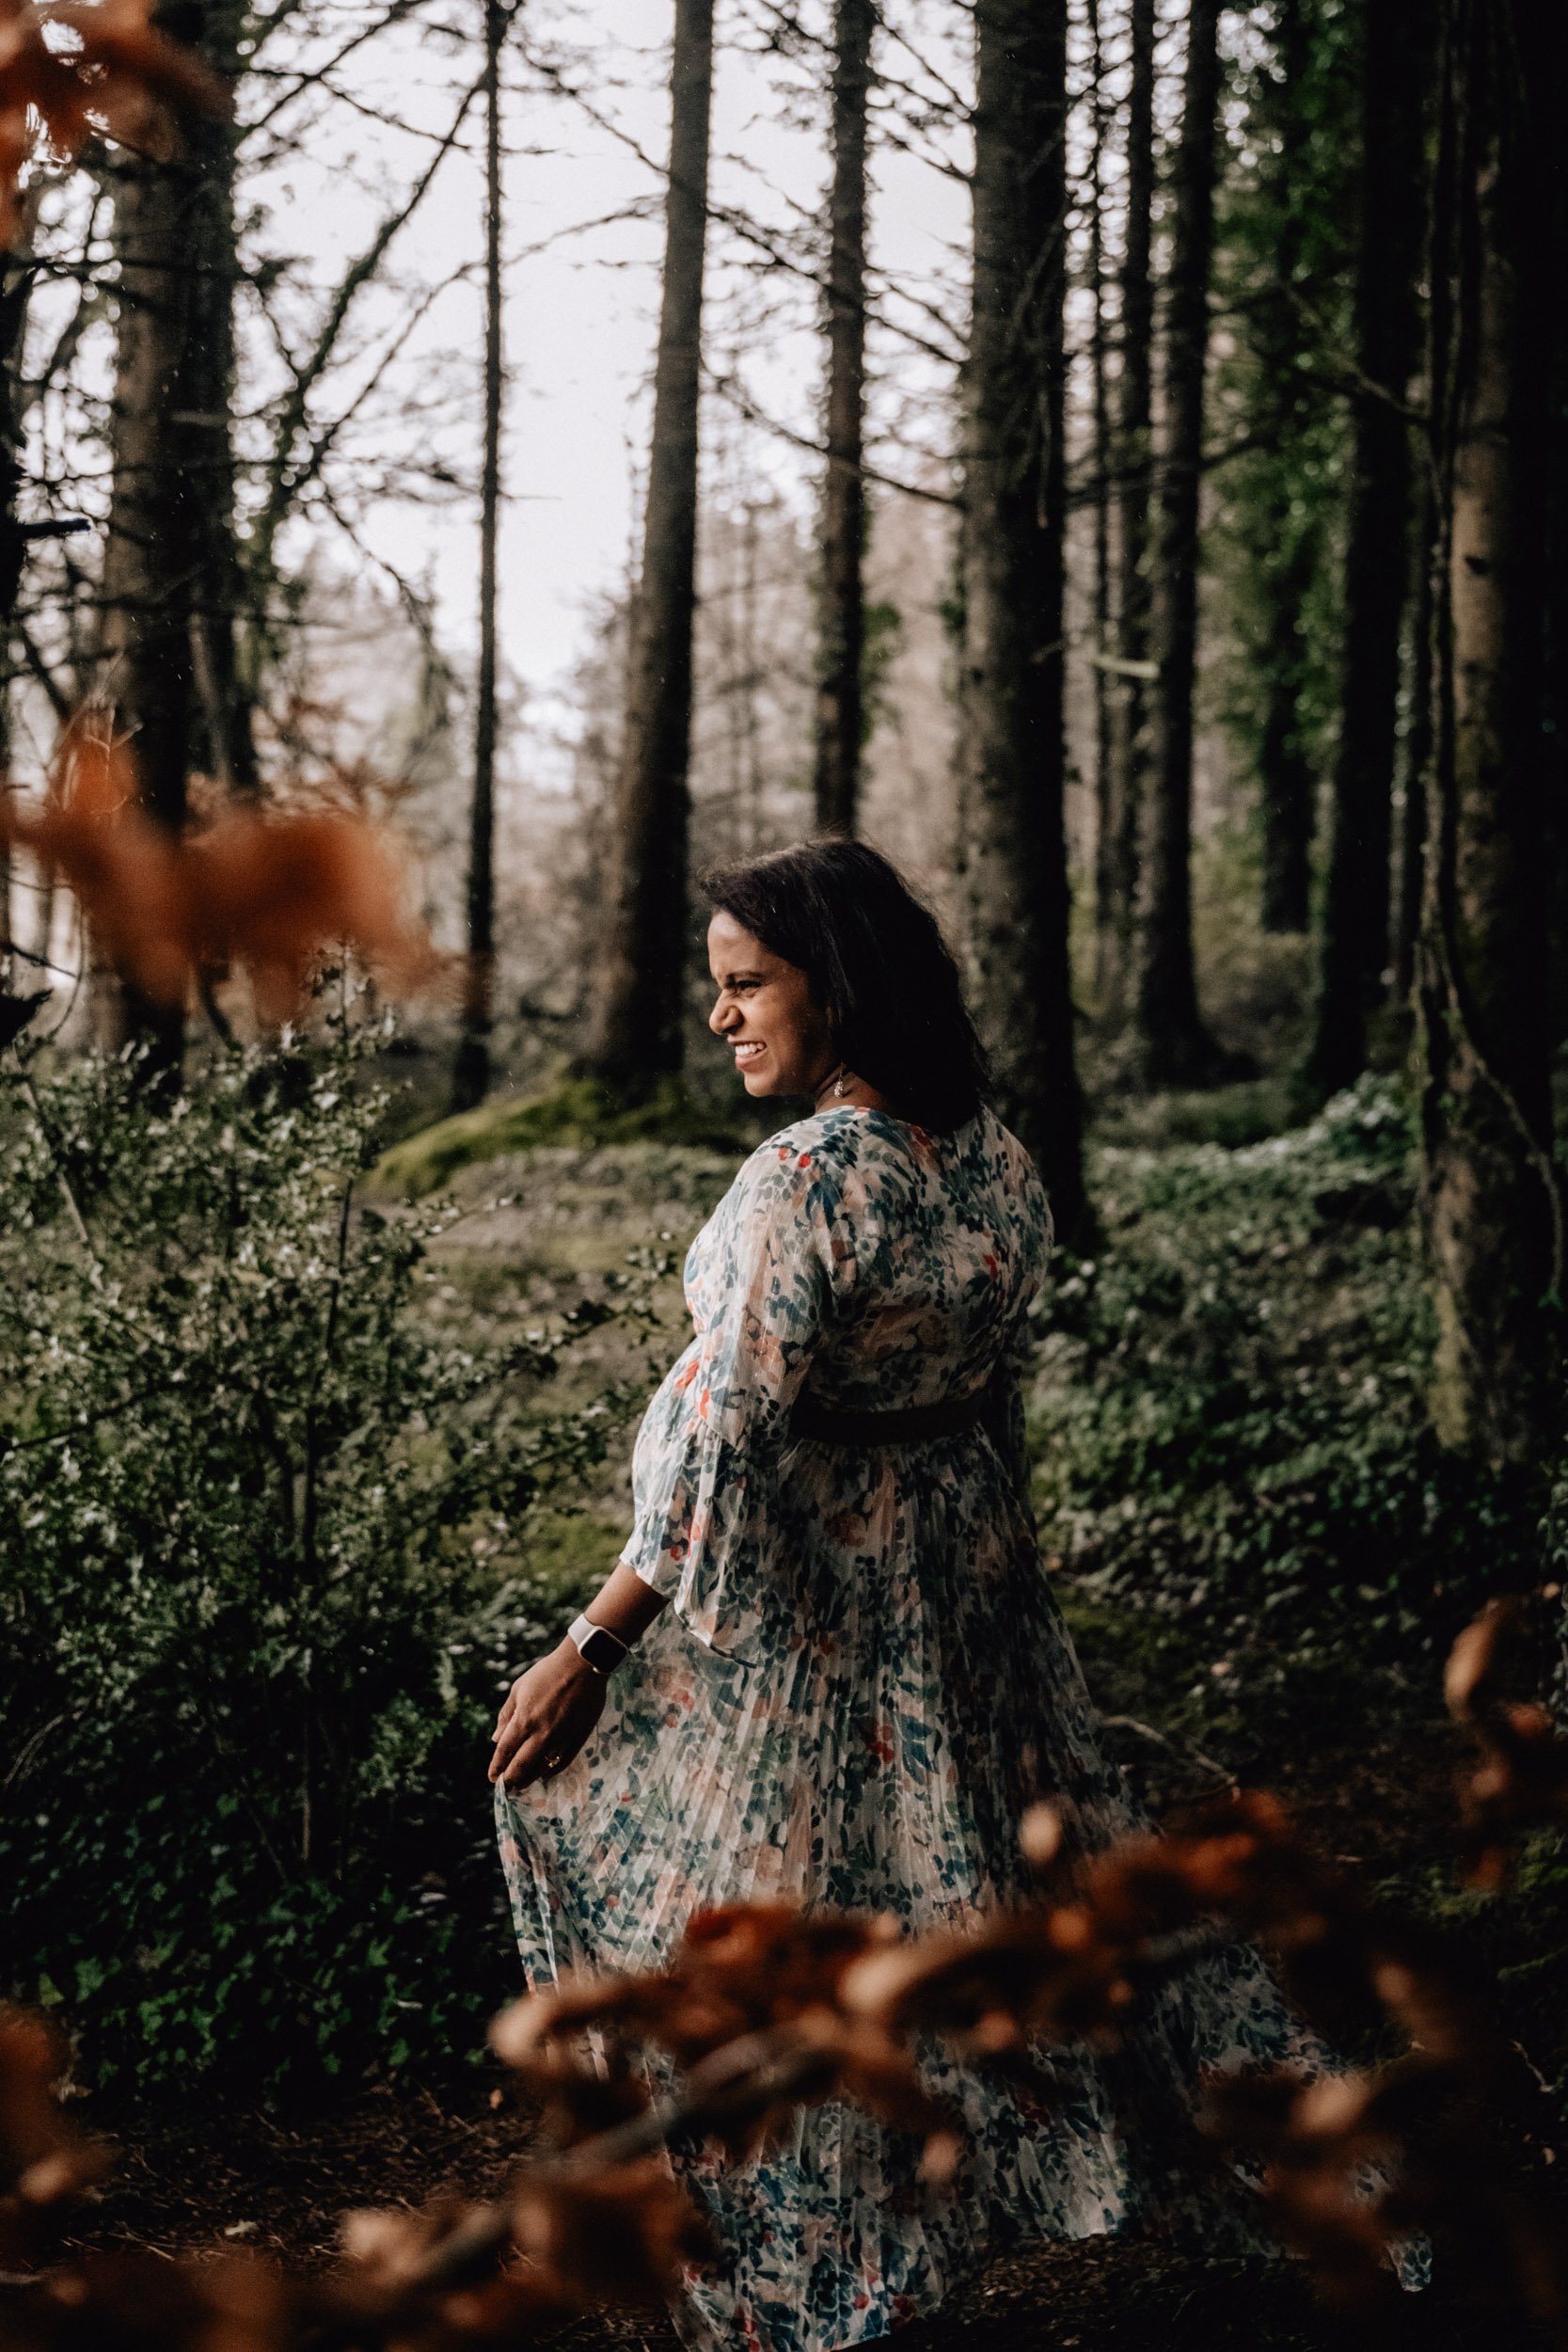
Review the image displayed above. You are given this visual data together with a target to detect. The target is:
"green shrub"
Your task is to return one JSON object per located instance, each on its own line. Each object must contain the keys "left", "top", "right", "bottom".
{"left": 1032, "top": 1080, "right": 1538, "bottom": 1661}
{"left": 0, "top": 1025, "right": 657, "bottom": 2100}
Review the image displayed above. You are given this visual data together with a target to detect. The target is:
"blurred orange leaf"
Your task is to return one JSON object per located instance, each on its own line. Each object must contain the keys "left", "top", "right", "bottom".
{"left": 0, "top": 0, "right": 229, "bottom": 246}
{"left": 2, "top": 723, "right": 433, "bottom": 1022}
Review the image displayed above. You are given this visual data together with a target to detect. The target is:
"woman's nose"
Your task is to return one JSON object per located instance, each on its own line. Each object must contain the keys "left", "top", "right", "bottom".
{"left": 708, "top": 997, "right": 732, "bottom": 1036}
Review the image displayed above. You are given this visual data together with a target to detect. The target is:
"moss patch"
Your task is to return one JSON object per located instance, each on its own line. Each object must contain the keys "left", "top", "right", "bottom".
{"left": 371, "top": 1077, "right": 753, "bottom": 1199}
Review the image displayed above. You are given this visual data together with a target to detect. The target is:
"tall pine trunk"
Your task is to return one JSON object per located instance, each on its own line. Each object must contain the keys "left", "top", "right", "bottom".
{"left": 1086, "top": 0, "right": 1116, "bottom": 987}
{"left": 0, "top": 197, "right": 37, "bottom": 1001}
{"left": 812, "top": 0, "right": 873, "bottom": 839}
{"left": 96, "top": 1, "right": 246, "bottom": 1057}
{"left": 182, "top": 0, "right": 256, "bottom": 800}
{"left": 1130, "top": 0, "right": 1222, "bottom": 1087}
{"left": 0, "top": 207, "right": 32, "bottom": 640}
{"left": 1305, "top": 0, "right": 1431, "bottom": 1099}
{"left": 582, "top": 0, "right": 714, "bottom": 1088}
{"left": 958, "top": 0, "right": 1087, "bottom": 1245}
{"left": 1253, "top": 0, "right": 1315, "bottom": 937}
{"left": 1390, "top": 457, "right": 1434, "bottom": 1004}
{"left": 98, "top": 124, "right": 201, "bottom": 1058}
{"left": 1418, "top": 0, "right": 1564, "bottom": 1465}
{"left": 1256, "top": 524, "right": 1317, "bottom": 932}
{"left": 1099, "top": 0, "right": 1155, "bottom": 1017}
{"left": 453, "top": 0, "right": 507, "bottom": 1113}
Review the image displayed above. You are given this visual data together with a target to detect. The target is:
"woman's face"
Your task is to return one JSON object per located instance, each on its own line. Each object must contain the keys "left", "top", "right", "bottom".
{"left": 706, "top": 911, "right": 836, "bottom": 1100}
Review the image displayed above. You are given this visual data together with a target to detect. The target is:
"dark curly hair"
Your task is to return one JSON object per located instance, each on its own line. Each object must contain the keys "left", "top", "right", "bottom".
{"left": 699, "top": 839, "right": 990, "bottom": 1135}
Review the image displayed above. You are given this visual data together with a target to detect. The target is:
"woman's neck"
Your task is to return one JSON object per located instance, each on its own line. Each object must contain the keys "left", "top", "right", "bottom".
{"left": 812, "top": 1062, "right": 894, "bottom": 1116}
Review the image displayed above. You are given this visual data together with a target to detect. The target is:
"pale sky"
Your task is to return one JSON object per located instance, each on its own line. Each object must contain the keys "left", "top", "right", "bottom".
{"left": 247, "top": 0, "right": 971, "bottom": 737}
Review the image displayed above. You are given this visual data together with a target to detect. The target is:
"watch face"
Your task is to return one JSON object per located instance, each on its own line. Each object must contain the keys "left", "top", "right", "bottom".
{"left": 580, "top": 1624, "right": 625, "bottom": 1674}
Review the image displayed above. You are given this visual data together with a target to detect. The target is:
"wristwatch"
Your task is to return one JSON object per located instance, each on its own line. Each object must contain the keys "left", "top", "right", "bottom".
{"left": 566, "top": 1613, "right": 631, "bottom": 1677}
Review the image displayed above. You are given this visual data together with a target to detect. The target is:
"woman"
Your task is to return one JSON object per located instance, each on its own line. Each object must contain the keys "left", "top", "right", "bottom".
{"left": 491, "top": 841, "right": 1420, "bottom": 2350}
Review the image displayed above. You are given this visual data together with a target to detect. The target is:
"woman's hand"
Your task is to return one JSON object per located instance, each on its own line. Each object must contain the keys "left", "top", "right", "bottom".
{"left": 489, "top": 1642, "right": 607, "bottom": 1791}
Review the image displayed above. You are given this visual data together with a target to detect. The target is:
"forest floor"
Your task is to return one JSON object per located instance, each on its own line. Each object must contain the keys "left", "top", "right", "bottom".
{"left": 55, "top": 1625, "right": 1552, "bottom": 2351}
{"left": 50, "top": 1114, "right": 1568, "bottom": 2352}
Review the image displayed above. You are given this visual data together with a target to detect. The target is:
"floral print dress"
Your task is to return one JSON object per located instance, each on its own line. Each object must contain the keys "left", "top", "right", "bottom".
{"left": 496, "top": 1104, "right": 1425, "bottom": 2351}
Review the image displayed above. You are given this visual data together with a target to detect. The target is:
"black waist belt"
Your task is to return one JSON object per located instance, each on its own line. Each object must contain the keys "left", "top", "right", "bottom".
{"left": 788, "top": 1377, "right": 994, "bottom": 1448}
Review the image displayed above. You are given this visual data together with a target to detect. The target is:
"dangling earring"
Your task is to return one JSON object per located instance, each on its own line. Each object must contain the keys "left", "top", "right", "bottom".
{"left": 832, "top": 1069, "right": 851, "bottom": 1098}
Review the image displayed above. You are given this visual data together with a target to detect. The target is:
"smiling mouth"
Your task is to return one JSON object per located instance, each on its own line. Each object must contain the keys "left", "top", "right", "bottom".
{"left": 733, "top": 1041, "right": 767, "bottom": 1066}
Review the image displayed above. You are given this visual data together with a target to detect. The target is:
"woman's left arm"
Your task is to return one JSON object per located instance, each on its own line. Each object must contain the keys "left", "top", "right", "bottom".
{"left": 489, "top": 1564, "right": 667, "bottom": 1790}
{"left": 492, "top": 1141, "right": 846, "bottom": 1789}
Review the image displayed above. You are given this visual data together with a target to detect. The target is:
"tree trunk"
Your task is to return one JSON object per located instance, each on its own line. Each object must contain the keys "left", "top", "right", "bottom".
{"left": 1252, "top": 0, "right": 1316, "bottom": 938}
{"left": 1086, "top": 0, "right": 1116, "bottom": 993}
{"left": 1418, "top": 0, "right": 1564, "bottom": 1467}
{"left": 182, "top": 0, "right": 257, "bottom": 802}
{"left": 1256, "top": 520, "right": 1317, "bottom": 934}
{"left": 96, "top": 0, "right": 248, "bottom": 1058}
{"left": 1305, "top": 0, "right": 1432, "bottom": 1099}
{"left": 957, "top": 0, "right": 1088, "bottom": 1246}
{"left": 1129, "top": 0, "right": 1222, "bottom": 1087}
{"left": 453, "top": 0, "right": 507, "bottom": 1113}
{"left": 1099, "top": 0, "right": 1154, "bottom": 1018}
{"left": 812, "top": 0, "right": 873, "bottom": 840}
{"left": 0, "top": 216, "right": 31, "bottom": 641}
{"left": 98, "top": 153, "right": 199, "bottom": 1058}
{"left": 581, "top": 0, "right": 714, "bottom": 1089}
{"left": 1390, "top": 457, "right": 1434, "bottom": 1004}
{"left": 1, "top": 200, "right": 37, "bottom": 999}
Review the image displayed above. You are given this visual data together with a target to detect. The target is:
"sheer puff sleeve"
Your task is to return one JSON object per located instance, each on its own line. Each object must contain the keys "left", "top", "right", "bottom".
{"left": 617, "top": 1134, "right": 847, "bottom": 1664}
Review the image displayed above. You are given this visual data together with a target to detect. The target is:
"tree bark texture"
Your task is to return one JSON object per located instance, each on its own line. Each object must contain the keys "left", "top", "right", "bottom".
{"left": 1099, "top": 0, "right": 1155, "bottom": 1016}
{"left": 182, "top": 0, "right": 258, "bottom": 800}
{"left": 957, "top": 0, "right": 1087, "bottom": 1245}
{"left": 453, "top": 0, "right": 508, "bottom": 1114}
{"left": 1130, "top": 0, "right": 1221, "bottom": 1086}
{"left": 1256, "top": 520, "right": 1317, "bottom": 934}
{"left": 1252, "top": 0, "right": 1316, "bottom": 937}
{"left": 1418, "top": 0, "right": 1564, "bottom": 1466}
{"left": 1305, "top": 0, "right": 1432, "bottom": 1097}
{"left": 1086, "top": 0, "right": 1117, "bottom": 992}
{"left": 1390, "top": 456, "right": 1434, "bottom": 1004}
{"left": 96, "top": 0, "right": 250, "bottom": 1056}
{"left": 0, "top": 198, "right": 38, "bottom": 993}
{"left": 0, "top": 215, "right": 32, "bottom": 640}
{"left": 583, "top": 0, "right": 714, "bottom": 1088}
{"left": 812, "top": 0, "right": 873, "bottom": 840}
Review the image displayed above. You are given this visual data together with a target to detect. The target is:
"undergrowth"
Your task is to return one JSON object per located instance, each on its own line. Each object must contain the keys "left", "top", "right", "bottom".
{"left": 0, "top": 1025, "right": 663, "bottom": 2103}
{"left": 4, "top": 1046, "right": 1554, "bottom": 2108}
{"left": 1031, "top": 1078, "right": 1540, "bottom": 1675}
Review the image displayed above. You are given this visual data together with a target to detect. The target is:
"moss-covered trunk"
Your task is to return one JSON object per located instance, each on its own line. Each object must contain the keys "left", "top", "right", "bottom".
{"left": 1418, "top": 0, "right": 1564, "bottom": 1466}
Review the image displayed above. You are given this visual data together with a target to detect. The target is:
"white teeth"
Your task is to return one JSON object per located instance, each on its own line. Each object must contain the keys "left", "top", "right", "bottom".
{"left": 735, "top": 1041, "right": 764, "bottom": 1060}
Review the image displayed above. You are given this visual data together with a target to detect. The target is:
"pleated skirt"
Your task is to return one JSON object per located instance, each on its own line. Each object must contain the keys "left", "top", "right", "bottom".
{"left": 495, "top": 1439, "right": 1429, "bottom": 2350}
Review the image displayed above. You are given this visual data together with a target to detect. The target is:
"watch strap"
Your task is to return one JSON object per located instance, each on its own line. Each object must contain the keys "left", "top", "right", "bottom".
{"left": 567, "top": 1613, "right": 631, "bottom": 1675}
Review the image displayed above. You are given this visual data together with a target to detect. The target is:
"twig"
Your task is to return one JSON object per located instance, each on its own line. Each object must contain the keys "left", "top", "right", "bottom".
{"left": 1101, "top": 1713, "right": 1239, "bottom": 1790}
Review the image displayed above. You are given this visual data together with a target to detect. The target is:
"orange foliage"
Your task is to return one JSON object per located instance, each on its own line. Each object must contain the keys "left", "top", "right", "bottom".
{"left": 4, "top": 1608, "right": 1566, "bottom": 2346}
{"left": 0, "top": 0, "right": 228, "bottom": 246}
{"left": 0, "top": 2009, "right": 109, "bottom": 2270}
{"left": 1445, "top": 1592, "right": 1568, "bottom": 1891}
{"left": 3, "top": 721, "right": 433, "bottom": 1021}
